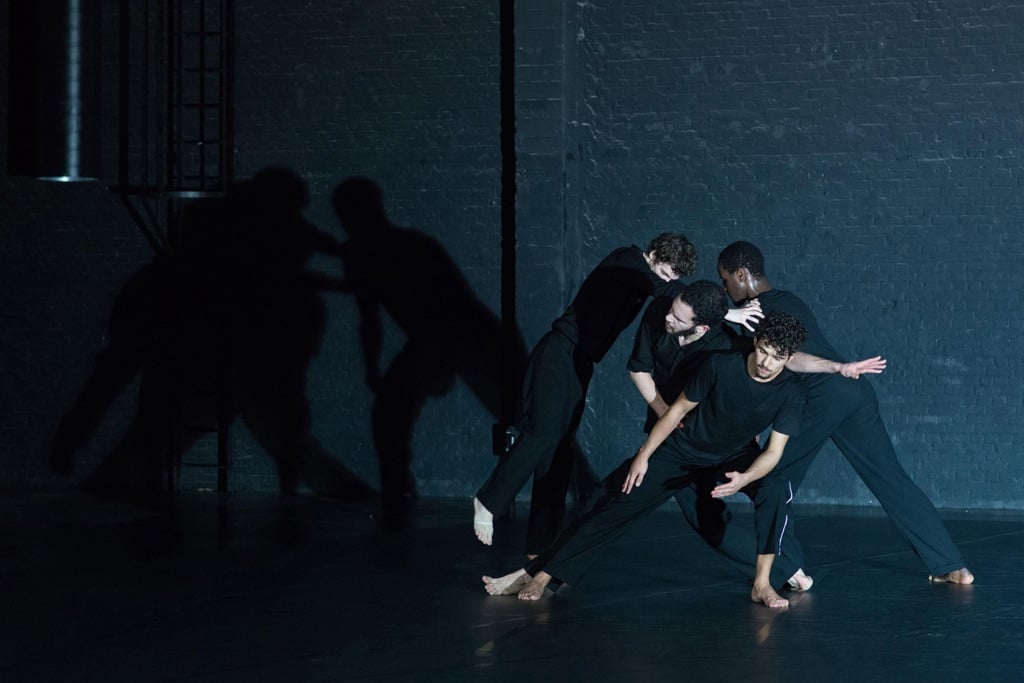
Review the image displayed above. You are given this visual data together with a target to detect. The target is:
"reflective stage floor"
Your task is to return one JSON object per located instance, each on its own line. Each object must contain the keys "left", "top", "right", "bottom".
{"left": 3, "top": 492, "right": 1021, "bottom": 682}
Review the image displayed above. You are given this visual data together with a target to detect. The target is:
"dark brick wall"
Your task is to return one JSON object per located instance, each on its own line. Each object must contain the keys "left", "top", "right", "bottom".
{"left": 0, "top": 0, "right": 153, "bottom": 490}
{"left": 0, "top": 1, "right": 506, "bottom": 497}
{"left": 561, "top": 0, "right": 1024, "bottom": 508}
{"left": 0, "top": 178, "right": 151, "bottom": 489}
{"left": 1, "top": 1, "right": 1020, "bottom": 509}
{"left": 229, "top": 1, "right": 506, "bottom": 496}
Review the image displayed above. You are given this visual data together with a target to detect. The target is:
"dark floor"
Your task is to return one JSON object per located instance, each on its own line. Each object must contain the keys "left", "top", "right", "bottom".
{"left": 2, "top": 491, "right": 1021, "bottom": 683}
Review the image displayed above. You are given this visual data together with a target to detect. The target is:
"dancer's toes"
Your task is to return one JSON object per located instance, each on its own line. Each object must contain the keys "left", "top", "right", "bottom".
{"left": 929, "top": 567, "right": 975, "bottom": 585}
{"left": 518, "top": 579, "right": 547, "bottom": 601}
{"left": 482, "top": 570, "right": 529, "bottom": 596}
{"left": 787, "top": 568, "right": 814, "bottom": 592}
{"left": 475, "top": 522, "right": 493, "bottom": 546}
{"left": 473, "top": 497, "right": 494, "bottom": 546}
{"left": 752, "top": 584, "right": 790, "bottom": 609}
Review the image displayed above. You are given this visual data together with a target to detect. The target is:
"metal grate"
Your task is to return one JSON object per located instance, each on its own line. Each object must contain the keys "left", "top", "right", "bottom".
{"left": 117, "top": 0, "right": 235, "bottom": 253}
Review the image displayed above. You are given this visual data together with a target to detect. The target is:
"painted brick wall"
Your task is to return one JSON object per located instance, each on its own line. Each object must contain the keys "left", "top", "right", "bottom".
{"left": 0, "top": 1, "right": 507, "bottom": 498}
{"left": 228, "top": 1, "right": 506, "bottom": 496}
{"left": 0, "top": 0, "right": 154, "bottom": 491}
{"left": 564, "top": 0, "right": 1024, "bottom": 508}
{"left": 1, "top": 1, "right": 1020, "bottom": 510}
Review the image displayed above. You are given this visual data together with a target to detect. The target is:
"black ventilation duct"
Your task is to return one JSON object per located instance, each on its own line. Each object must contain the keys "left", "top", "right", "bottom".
{"left": 7, "top": 0, "right": 102, "bottom": 181}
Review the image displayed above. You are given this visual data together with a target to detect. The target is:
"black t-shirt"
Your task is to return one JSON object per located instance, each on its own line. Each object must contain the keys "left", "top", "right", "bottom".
{"left": 627, "top": 296, "right": 743, "bottom": 431}
{"left": 739, "top": 288, "right": 843, "bottom": 362}
{"left": 552, "top": 246, "right": 681, "bottom": 363}
{"left": 670, "top": 351, "right": 804, "bottom": 465}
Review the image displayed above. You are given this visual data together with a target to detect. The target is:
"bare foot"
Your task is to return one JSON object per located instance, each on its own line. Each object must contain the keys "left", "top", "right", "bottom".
{"left": 482, "top": 569, "right": 530, "bottom": 595}
{"left": 752, "top": 583, "right": 790, "bottom": 609}
{"left": 473, "top": 497, "right": 493, "bottom": 546}
{"left": 787, "top": 568, "right": 814, "bottom": 592}
{"left": 518, "top": 571, "right": 552, "bottom": 601}
{"left": 929, "top": 567, "right": 975, "bottom": 585}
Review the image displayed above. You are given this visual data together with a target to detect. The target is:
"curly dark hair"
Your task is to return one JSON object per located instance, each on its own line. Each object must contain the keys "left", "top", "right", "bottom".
{"left": 753, "top": 311, "right": 807, "bottom": 357}
{"left": 647, "top": 233, "right": 697, "bottom": 277}
{"left": 717, "top": 240, "right": 766, "bottom": 277}
{"left": 678, "top": 280, "right": 728, "bottom": 327}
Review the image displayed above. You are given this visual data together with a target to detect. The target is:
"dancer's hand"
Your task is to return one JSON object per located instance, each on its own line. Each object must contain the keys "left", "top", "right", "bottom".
{"left": 622, "top": 455, "right": 649, "bottom": 494}
{"left": 724, "top": 298, "right": 763, "bottom": 332}
{"left": 711, "top": 471, "right": 748, "bottom": 498}
{"left": 840, "top": 356, "right": 886, "bottom": 379}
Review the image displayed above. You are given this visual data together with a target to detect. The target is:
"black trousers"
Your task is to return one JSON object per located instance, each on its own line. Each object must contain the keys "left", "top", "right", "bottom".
{"left": 476, "top": 330, "right": 593, "bottom": 554}
{"left": 526, "top": 439, "right": 794, "bottom": 587}
{"left": 671, "top": 470, "right": 804, "bottom": 590}
{"left": 788, "top": 374, "right": 964, "bottom": 574}
{"left": 673, "top": 373, "right": 965, "bottom": 577}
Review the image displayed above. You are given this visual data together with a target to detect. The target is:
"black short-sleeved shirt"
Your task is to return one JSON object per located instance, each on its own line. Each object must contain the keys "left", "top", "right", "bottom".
{"left": 552, "top": 246, "right": 681, "bottom": 363}
{"left": 737, "top": 288, "right": 843, "bottom": 362}
{"left": 669, "top": 351, "right": 804, "bottom": 466}
{"left": 627, "top": 296, "right": 742, "bottom": 431}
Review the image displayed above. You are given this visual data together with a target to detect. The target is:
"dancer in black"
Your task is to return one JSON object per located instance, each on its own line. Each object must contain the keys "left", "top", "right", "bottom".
{"left": 472, "top": 234, "right": 697, "bottom": 553}
{"left": 483, "top": 311, "right": 809, "bottom": 609}
{"left": 629, "top": 282, "right": 884, "bottom": 591}
{"left": 715, "top": 241, "right": 973, "bottom": 584}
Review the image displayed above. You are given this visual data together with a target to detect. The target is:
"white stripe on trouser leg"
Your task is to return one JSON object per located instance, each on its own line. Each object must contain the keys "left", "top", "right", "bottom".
{"left": 776, "top": 480, "right": 794, "bottom": 556}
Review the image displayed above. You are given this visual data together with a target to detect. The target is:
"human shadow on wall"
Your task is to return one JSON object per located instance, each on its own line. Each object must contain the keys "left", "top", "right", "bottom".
{"left": 50, "top": 167, "right": 374, "bottom": 503}
{"left": 331, "top": 177, "right": 535, "bottom": 513}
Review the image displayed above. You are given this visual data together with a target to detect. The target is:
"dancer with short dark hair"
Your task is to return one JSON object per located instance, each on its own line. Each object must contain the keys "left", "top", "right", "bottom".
{"left": 715, "top": 241, "right": 973, "bottom": 585}
{"left": 472, "top": 234, "right": 697, "bottom": 553}
{"left": 484, "top": 311, "right": 809, "bottom": 609}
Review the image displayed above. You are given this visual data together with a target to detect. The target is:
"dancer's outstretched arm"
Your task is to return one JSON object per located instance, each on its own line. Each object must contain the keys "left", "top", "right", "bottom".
{"left": 622, "top": 393, "right": 698, "bottom": 494}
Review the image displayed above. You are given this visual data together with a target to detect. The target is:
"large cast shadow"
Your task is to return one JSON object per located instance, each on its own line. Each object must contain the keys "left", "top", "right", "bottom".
{"left": 50, "top": 167, "right": 374, "bottom": 502}
{"left": 331, "top": 177, "right": 531, "bottom": 509}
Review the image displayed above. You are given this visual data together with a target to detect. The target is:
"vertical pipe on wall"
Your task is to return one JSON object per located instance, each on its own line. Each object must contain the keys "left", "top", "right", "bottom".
{"left": 498, "top": 0, "right": 519, "bottom": 447}
{"left": 6, "top": 0, "right": 102, "bottom": 181}
{"left": 222, "top": 0, "right": 234, "bottom": 187}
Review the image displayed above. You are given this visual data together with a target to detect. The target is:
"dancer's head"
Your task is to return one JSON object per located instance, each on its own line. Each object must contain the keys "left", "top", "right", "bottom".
{"left": 645, "top": 233, "right": 698, "bottom": 282}
{"left": 666, "top": 280, "right": 728, "bottom": 337}
{"left": 749, "top": 311, "right": 806, "bottom": 381}
{"left": 717, "top": 240, "right": 766, "bottom": 303}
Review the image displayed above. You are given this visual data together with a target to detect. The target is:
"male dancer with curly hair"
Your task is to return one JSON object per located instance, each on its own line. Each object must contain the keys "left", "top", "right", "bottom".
{"left": 473, "top": 233, "right": 698, "bottom": 554}
{"left": 483, "top": 311, "right": 809, "bottom": 609}
{"left": 628, "top": 281, "right": 885, "bottom": 592}
{"left": 715, "top": 240, "right": 973, "bottom": 585}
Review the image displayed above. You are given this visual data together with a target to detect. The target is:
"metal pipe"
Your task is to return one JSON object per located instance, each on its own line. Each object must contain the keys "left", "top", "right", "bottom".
{"left": 6, "top": 0, "right": 102, "bottom": 181}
